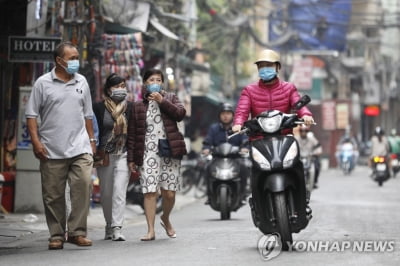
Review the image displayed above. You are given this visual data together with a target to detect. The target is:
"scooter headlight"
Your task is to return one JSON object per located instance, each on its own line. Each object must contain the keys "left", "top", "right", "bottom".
{"left": 251, "top": 147, "right": 271, "bottom": 170}
{"left": 283, "top": 142, "right": 298, "bottom": 168}
{"left": 213, "top": 167, "right": 238, "bottom": 180}
{"left": 257, "top": 115, "right": 282, "bottom": 133}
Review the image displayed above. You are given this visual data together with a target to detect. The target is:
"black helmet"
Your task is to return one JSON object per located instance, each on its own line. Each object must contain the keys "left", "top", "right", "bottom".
{"left": 343, "top": 137, "right": 351, "bottom": 143}
{"left": 219, "top": 103, "right": 234, "bottom": 114}
{"left": 374, "top": 126, "right": 384, "bottom": 136}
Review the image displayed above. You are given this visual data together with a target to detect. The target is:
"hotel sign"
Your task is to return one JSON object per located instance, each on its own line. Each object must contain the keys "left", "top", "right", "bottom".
{"left": 8, "top": 36, "right": 62, "bottom": 62}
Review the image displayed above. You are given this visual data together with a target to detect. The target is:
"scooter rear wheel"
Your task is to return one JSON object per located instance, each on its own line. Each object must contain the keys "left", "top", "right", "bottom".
{"left": 273, "top": 192, "right": 292, "bottom": 250}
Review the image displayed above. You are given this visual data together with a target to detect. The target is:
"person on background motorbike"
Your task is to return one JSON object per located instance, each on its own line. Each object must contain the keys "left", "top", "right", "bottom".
{"left": 369, "top": 126, "right": 390, "bottom": 174}
{"left": 202, "top": 103, "right": 250, "bottom": 205}
{"left": 295, "top": 125, "right": 322, "bottom": 189}
{"left": 335, "top": 131, "right": 359, "bottom": 172}
{"left": 388, "top": 129, "right": 400, "bottom": 177}
{"left": 388, "top": 128, "right": 400, "bottom": 158}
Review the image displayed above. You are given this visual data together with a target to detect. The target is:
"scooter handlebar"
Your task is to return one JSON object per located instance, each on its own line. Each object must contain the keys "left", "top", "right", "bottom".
{"left": 227, "top": 128, "right": 249, "bottom": 140}
{"left": 295, "top": 121, "right": 317, "bottom": 125}
{"left": 227, "top": 118, "right": 316, "bottom": 140}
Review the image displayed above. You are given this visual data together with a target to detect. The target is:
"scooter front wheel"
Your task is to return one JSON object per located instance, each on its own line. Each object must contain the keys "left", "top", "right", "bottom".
{"left": 273, "top": 192, "right": 292, "bottom": 250}
{"left": 342, "top": 161, "right": 350, "bottom": 175}
{"left": 219, "top": 186, "right": 230, "bottom": 220}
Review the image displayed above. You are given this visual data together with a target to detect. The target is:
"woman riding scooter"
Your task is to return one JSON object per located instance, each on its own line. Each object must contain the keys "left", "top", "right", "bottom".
{"left": 231, "top": 49, "right": 315, "bottom": 249}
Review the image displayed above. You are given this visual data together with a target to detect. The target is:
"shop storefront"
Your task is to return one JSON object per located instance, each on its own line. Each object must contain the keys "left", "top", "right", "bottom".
{"left": 0, "top": 0, "right": 196, "bottom": 212}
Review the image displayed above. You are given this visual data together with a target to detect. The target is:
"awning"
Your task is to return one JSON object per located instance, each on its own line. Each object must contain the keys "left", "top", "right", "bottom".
{"left": 104, "top": 22, "right": 141, "bottom": 34}
{"left": 177, "top": 55, "right": 209, "bottom": 72}
{"left": 102, "top": 1, "right": 150, "bottom": 32}
{"left": 149, "top": 17, "right": 180, "bottom": 40}
{"left": 188, "top": 95, "right": 222, "bottom": 138}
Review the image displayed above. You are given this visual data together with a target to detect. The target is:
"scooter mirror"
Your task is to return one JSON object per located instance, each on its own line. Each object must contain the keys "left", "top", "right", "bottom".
{"left": 294, "top": 95, "right": 311, "bottom": 110}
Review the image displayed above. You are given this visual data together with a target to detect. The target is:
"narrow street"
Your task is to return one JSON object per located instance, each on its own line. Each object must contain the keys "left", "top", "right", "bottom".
{"left": 1, "top": 165, "right": 400, "bottom": 265}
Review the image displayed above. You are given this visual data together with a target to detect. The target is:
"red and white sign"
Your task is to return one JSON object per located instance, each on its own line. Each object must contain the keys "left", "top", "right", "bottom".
{"left": 291, "top": 58, "right": 313, "bottom": 90}
{"left": 322, "top": 101, "right": 336, "bottom": 130}
{"left": 336, "top": 103, "right": 349, "bottom": 129}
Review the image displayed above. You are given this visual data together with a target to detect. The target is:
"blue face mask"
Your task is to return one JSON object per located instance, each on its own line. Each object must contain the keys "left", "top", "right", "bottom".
{"left": 258, "top": 67, "right": 277, "bottom": 81}
{"left": 146, "top": 83, "right": 162, "bottom": 93}
{"left": 61, "top": 59, "right": 80, "bottom": 74}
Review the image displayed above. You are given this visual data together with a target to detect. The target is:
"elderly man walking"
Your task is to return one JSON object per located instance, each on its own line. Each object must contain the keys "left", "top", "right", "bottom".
{"left": 25, "top": 41, "right": 96, "bottom": 250}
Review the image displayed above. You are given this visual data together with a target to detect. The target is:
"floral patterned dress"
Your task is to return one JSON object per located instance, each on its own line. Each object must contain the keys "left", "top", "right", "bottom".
{"left": 139, "top": 100, "right": 181, "bottom": 193}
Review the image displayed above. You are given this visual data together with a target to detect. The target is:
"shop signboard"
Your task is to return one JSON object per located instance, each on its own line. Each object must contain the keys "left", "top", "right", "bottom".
{"left": 322, "top": 100, "right": 336, "bottom": 130}
{"left": 8, "top": 36, "right": 61, "bottom": 62}
{"left": 336, "top": 103, "right": 349, "bottom": 129}
{"left": 291, "top": 57, "right": 313, "bottom": 90}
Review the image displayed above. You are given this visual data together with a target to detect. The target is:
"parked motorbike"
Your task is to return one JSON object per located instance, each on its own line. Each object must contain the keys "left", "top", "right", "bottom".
{"left": 390, "top": 153, "right": 400, "bottom": 178}
{"left": 206, "top": 142, "right": 248, "bottom": 220}
{"left": 300, "top": 154, "right": 316, "bottom": 200}
{"left": 229, "top": 95, "right": 313, "bottom": 250}
{"left": 371, "top": 156, "right": 391, "bottom": 186}
{"left": 339, "top": 142, "right": 355, "bottom": 175}
{"left": 126, "top": 172, "right": 163, "bottom": 213}
{"left": 180, "top": 152, "right": 208, "bottom": 198}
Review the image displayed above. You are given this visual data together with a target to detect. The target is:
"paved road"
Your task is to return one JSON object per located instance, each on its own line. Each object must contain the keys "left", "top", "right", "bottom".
{"left": 1, "top": 166, "right": 400, "bottom": 265}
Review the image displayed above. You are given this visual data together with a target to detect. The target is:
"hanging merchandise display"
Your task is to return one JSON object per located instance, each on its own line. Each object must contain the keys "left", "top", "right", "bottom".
{"left": 49, "top": 0, "right": 64, "bottom": 37}
{"left": 101, "top": 33, "right": 145, "bottom": 101}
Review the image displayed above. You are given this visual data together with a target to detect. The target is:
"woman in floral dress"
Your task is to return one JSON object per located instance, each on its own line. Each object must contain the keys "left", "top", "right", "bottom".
{"left": 127, "top": 69, "right": 187, "bottom": 241}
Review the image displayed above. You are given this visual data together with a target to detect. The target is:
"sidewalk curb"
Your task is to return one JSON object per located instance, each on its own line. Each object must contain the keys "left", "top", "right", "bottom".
{"left": 0, "top": 193, "right": 198, "bottom": 250}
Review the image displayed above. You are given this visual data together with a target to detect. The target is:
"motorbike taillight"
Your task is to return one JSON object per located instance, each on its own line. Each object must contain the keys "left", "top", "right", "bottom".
{"left": 390, "top": 154, "right": 398, "bottom": 159}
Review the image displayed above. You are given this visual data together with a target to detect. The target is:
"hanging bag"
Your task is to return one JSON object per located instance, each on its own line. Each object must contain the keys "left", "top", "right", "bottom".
{"left": 93, "top": 149, "right": 110, "bottom": 168}
{"left": 158, "top": 139, "right": 172, "bottom": 157}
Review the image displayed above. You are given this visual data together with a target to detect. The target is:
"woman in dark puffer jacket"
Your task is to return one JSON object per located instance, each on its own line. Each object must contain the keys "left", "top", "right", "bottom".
{"left": 127, "top": 69, "right": 187, "bottom": 241}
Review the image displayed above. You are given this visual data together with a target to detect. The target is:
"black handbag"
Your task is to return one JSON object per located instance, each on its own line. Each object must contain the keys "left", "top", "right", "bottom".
{"left": 158, "top": 139, "right": 172, "bottom": 157}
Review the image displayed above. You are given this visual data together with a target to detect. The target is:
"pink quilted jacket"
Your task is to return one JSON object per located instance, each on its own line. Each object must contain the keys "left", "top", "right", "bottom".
{"left": 234, "top": 79, "right": 312, "bottom": 126}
